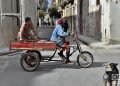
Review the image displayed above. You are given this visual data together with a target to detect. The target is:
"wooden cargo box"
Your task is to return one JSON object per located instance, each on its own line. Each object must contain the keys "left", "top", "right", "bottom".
{"left": 10, "top": 40, "right": 56, "bottom": 51}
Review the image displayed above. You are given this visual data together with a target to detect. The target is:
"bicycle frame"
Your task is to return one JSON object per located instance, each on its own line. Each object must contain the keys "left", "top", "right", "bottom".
{"left": 49, "top": 32, "right": 83, "bottom": 60}
{"left": 68, "top": 32, "right": 82, "bottom": 57}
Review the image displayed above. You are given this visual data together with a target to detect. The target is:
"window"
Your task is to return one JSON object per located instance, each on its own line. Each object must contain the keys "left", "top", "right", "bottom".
{"left": 96, "top": 0, "right": 100, "bottom": 5}
{"left": 16, "top": 0, "right": 20, "bottom": 26}
{"left": 16, "top": 0, "right": 20, "bottom": 13}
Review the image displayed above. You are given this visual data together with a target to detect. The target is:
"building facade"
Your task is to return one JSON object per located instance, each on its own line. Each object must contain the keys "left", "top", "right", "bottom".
{"left": 82, "top": 0, "right": 102, "bottom": 40}
{"left": 53, "top": 0, "right": 120, "bottom": 43}
{"left": 53, "top": 0, "right": 78, "bottom": 33}
{"left": 82, "top": 0, "right": 120, "bottom": 43}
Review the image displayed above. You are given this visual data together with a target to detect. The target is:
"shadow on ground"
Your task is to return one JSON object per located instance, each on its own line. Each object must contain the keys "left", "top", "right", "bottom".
{"left": 37, "top": 61, "right": 81, "bottom": 71}
{"left": 36, "top": 61, "right": 108, "bottom": 71}
{"left": 91, "top": 62, "right": 107, "bottom": 68}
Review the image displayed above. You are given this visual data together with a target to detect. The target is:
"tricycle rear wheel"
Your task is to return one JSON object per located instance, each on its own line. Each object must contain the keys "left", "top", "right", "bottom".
{"left": 20, "top": 52, "right": 40, "bottom": 72}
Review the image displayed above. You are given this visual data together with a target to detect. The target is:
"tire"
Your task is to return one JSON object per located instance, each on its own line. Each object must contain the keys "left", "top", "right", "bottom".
{"left": 77, "top": 51, "right": 94, "bottom": 68}
{"left": 20, "top": 53, "right": 40, "bottom": 72}
{"left": 26, "top": 50, "right": 42, "bottom": 61}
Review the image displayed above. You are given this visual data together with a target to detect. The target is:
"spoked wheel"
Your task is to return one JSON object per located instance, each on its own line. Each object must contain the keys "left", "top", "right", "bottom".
{"left": 77, "top": 51, "right": 94, "bottom": 68}
{"left": 20, "top": 53, "right": 40, "bottom": 72}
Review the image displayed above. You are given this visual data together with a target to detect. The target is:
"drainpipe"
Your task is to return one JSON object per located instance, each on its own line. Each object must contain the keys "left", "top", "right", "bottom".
{"left": 0, "top": 0, "right": 4, "bottom": 47}
{"left": 105, "top": 28, "right": 107, "bottom": 42}
{"left": 20, "top": 0, "right": 25, "bottom": 23}
{"left": 76, "top": 0, "right": 80, "bottom": 33}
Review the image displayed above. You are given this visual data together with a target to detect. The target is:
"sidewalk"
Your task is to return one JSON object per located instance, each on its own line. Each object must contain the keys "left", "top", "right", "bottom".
{"left": 79, "top": 35, "right": 120, "bottom": 49}
{"left": 0, "top": 46, "right": 19, "bottom": 56}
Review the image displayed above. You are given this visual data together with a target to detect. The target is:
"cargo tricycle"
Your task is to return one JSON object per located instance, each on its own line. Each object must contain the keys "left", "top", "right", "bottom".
{"left": 10, "top": 33, "right": 94, "bottom": 72}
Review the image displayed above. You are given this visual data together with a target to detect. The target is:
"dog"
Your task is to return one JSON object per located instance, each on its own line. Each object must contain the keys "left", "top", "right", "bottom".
{"left": 103, "top": 63, "right": 119, "bottom": 86}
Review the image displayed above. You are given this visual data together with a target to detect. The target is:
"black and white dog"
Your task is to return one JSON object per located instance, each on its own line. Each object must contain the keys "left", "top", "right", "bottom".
{"left": 103, "top": 63, "right": 119, "bottom": 86}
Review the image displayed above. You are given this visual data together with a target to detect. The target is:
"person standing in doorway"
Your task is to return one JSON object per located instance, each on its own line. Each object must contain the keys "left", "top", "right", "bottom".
{"left": 63, "top": 20, "right": 69, "bottom": 32}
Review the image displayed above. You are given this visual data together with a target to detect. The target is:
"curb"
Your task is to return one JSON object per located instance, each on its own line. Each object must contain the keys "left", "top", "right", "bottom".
{"left": 79, "top": 35, "right": 120, "bottom": 49}
{"left": 0, "top": 50, "right": 20, "bottom": 56}
{"left": 79, "top": 39, "right": 105, "bottom": 49}
{"left": 78, "top": 38, "right": 96, "bottom": 49}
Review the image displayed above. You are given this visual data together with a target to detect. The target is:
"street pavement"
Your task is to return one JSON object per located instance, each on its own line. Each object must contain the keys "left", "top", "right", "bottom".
{"left": 0, "top": 42, "right": 120, "bottom": 86}
{"left": 0, "top": 47, "right": 19, "bottom": 56}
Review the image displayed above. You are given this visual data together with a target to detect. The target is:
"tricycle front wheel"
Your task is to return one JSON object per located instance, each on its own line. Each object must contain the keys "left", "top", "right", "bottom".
{"left": 20, "top": 52, "right": 40, "bottom": 72}
{"left": 77, "top": 51, "right": 94, "bottom": 68}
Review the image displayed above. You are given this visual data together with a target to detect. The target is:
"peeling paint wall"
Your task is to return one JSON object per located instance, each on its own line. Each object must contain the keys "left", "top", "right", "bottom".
{"left": 80, "top": 0, "right": 120, "bottom": 43}
{"left": 0, "top": 0, "right": 18, "bottom": 48}
{"left": 82, "top": 0, "right": 89, "bottom": 35}
{"left": 100, "top": 0, "right": 111, "bottom": 43}
{"left": 110, "top": 1, "right": 120, "bottom": 42}
{"left": 0, "top": 0, "right": 38, "bottom": 48}
{"left": 21, "top": 0, "right": 38, "bottom": 27}
{"left": 82, "top": 0, "right": 102, "bottom": 40}
{"left": 82, "top": 0, "right": 112, "bottom": 42}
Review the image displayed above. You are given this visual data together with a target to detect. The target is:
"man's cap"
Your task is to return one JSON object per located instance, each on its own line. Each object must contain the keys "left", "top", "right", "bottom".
{"left": 57, "top": 19, "right": 63, "bottom": 24}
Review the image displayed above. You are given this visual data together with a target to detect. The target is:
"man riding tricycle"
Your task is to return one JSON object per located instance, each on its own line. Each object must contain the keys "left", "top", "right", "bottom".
{"left": 10, "top": 18, "right": 94, "bottom": 72}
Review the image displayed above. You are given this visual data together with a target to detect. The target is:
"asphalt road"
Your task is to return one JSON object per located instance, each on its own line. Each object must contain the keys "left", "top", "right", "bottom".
{"left": 0, "top": 42, "right": 120, "bottom": 86}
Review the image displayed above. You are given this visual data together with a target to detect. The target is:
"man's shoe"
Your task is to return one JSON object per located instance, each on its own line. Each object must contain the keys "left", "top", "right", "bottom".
{"left": 64, "top": 57, "right": 71, "bottom": 64}
{"left": 58, "top": 52, "right": 64, "bottom": 57}
{"left": 58, "top": 52, "right": 61, "bottom": 57}
{"left": 64, "top": 60, "right": 71, "bottom": 64}
{"left": 58, "top": 52, "right": 66, "bottom": 61}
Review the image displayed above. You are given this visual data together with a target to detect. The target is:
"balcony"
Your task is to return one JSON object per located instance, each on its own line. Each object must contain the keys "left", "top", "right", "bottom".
{"left": 60, "top": 0, "right": 68, "bottom": 9}
{"left": 60, "top": 0, "right": 74, "bottom": 9}
{"left": 67, "top": 0, "right": 74, "bottom": 4}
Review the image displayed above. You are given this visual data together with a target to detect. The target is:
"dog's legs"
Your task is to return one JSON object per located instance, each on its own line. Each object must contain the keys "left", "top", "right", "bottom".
{"left": 112, "top": 80, "right": 118, "bottom": 86}
{"left": 105, "top": 81, "right": 110, "bottom": 86}
{"left": 103, "top": 80, "right": 107, "bottom": 86}
{"left": 107, "top": 81, "right": 112, "bottom": 86}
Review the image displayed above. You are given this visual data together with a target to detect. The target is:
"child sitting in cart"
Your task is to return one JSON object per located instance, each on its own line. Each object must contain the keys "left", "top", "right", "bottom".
{"left": 50, "top": 19, "right": 71, "bottom": 63}
{"left": 17, "top": 17, "right": 40, "bottom": 41}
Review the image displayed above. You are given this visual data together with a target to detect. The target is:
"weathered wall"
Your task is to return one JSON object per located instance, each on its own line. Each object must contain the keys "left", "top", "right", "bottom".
{"left": 100, "top": 0, "right": 111, "bottom": 43}
{"left": 95, "top": 5, "right": 102, "bottom": 40}
{"left": 79, "top": 0, "right": 120, "bottom": 43}
{"left": 82, "top": 0, "right": 109, "bottom": 41}
{"left": 83, "top": 0, "right": 101, "bottom": 39}
{"left": 0, "top": 0, "right": 38, "bottom": 48}
{"left": 82, "top": 0, "right": 89, "bottom": 35}
{"left": 88, "top": 0, "right": 96, "bottom": 37}
{"left": 0, "top": 0, "right": 18, "bottom": 48}
{"left": 62, "top": 0, "right": 77, "bottom": 33}
{"left": 38, "top": 26, "right": 55, "bottom": 40}
{"left": 21, "top": 0, "right": 37, "bottom": 27}
{"left": 110, "top": 1, "right": 120, "bottom": 42}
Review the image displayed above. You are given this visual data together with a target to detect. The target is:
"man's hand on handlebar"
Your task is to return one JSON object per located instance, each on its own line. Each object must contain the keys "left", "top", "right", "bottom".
{"left": 68, "top": 32, "right": 74, "bottom": 37}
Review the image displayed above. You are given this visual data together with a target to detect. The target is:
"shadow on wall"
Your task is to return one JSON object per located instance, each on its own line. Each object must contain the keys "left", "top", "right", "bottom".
{"left": 0, "top": 17, "right": 19, "bottom": 48}
{"left": 87, "top": 5, "right": 102, "bottom": 41}
{"left": 63, "top": 7, "right": 102, "bottom": 41}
